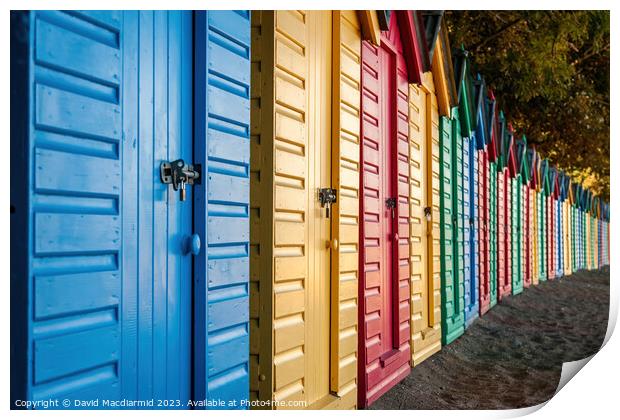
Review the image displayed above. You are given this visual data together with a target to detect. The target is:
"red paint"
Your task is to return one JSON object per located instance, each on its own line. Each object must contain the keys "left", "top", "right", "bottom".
{"left": 358, "top": 14, "right": 411, "bottom": 408}
{"left": 395, "top": 11, "right": 424, "bottom": 84}
{"left": 499, "top": 128, "right": 516, "bottom": 299}
{"left": 497, "top": 170, "right": 506, "bottom": 300}
{"left": 530, "top": 151, "right": 539, "bottom": 190}
{"left": 479, "top": 149, "right": 491, "bottom": 315}
{"left": 487, "top": 91, "right": 502, "bottom": 304}
{"left": 548, "top": 170, "right": 562, "bottom": 279}
{"left": 506, "top": 127, "right": 518, "bottom": 179}
{"left": 501, "top": 172, "right": 512, "bottom": 299}
{"left": 487, "top": 90, "right": 499, "bottom": 163}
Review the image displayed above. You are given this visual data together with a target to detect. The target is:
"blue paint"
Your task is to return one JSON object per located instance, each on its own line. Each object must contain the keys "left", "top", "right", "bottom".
{"left": 193, "top": 10, "right": 250, "bottom": 409}
{"left": 474, "top": 75, "right": 488, "bottom": 149}
{"left": 13, "top": 10, "right": 250, "bottom": 409}
{"left": 557, "top": 172, "right": 567, "bottom": 277}
{"left": 463, "top": 132, "right": 479, "bottom": 327}
{"left": 557, "top": 197, "right": 563, "bottom": 277}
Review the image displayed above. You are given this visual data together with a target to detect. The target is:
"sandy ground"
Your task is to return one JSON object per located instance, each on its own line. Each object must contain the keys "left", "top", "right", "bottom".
{"left": 369, "top": 267, "right": 610, "bottom": 410}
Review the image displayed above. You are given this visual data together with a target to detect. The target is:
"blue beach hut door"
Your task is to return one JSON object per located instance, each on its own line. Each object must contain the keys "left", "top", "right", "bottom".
{"left": 15, "top": 10, "right": 194, "bottom": 404}
{"left": 13, "top": 10, "right": 251, "bottom": 408}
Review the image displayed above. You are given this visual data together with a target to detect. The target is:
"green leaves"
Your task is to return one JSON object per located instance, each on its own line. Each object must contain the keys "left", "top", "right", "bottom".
{"left": 447, "top": 11, "right": 609, "bottom": 200}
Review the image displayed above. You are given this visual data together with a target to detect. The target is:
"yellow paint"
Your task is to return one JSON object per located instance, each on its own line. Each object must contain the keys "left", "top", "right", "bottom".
{"left": 522, "top": 184, "right": 528, "bottom": 284}
{"left": 358, "top": 10, "right": 381, "bottom": 46}
{"left": 250, "top": 10, "right": 362, "bottom": 410}
{"left": 431, "top": 21, "right": 457, "bottom": 118}
{"left": 409, "top": 72, "right": 442, "bottom": 366}
{"left": 592, "top": 215, "right": 598, "bottom": 269}
{"left": 532, "top": 189, "right": 539, "bottom": 285}
{"left": 329, "top": 10, "right": 362, "bottom": 408}
{"left": 564, "top": 201, "right": 572, "bottom": 276}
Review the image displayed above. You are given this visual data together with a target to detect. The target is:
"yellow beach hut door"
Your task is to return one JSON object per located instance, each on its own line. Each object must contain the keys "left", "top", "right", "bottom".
{"left": 250, "top": 10, "right": 363, "bottom": 409}
{"left": 409, "top": 74, "right": 442, "bottom": 366}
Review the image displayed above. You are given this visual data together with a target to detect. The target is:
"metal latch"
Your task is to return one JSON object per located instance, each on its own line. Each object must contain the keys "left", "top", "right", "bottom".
{"left": 386, "top": 197, "right": 397, "bottom": 218}
{"left": 424, "top": 206, "right": 432, "bottom": 221}
{"left": 160, "top": 159, "right": 201, "bottom": 201}
{"left": 318, "top": 188, "right": 337, "bottom": 218}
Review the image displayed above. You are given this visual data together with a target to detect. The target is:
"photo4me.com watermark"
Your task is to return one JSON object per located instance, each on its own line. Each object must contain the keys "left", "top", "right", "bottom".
{"left": 14, "top": 398, "right": 308, "bottom": 409}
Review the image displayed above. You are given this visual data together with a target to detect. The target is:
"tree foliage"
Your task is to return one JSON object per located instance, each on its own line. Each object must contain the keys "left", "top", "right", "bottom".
{"left": 446, "top": 11, "right": 610, "bottom": 200}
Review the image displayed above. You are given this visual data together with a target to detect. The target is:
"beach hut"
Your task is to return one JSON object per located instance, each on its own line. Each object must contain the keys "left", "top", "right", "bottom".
{"left": 599, "top": 201, "right": 607, "bottom": 267}
{"left": 517, "top": 138, "right": 532, "bottom": 288}
{"left": 587, "top": 192, "right": 592, "bottom": 269}
{"left": 593, "top": 197, "right": 600, "bottom": 268}
{"left": 11, "top": 10, "right": 251, "bottom": 407}
{"left": 581, "top": 188, "right": 588, "bottom": 269}
{"left": 497, "top": 117, "right": 514, "bottom": 299}
{"left": 486, "top": 90, "right": 499, "bottom": 309}
{"left": 495, "top": 112, "right": 508, "bottom": 299}
{"left": 508, "top": 135, "right": 524, "bottom": 295}
{"left": 592, "top": 198, "right": 597, "bottom": 268}
{"left": 593, "top": 197, "right": 599, "bottom": 268}
{"left": 538, "top": 156, "right": 549, "bottom": 281}
{"left": 601, "top": 202, "right": 609, "bottom": 267}
{"left": 605, "top": 205, "right": 609, "bottom": 266}
{"left": 563, "top": 176, "right": 573, "bottom": 276}
{"left": 546, "top": 166, "right": 558, "bottom": 279}
{"left": 439, "top": 52, "right": 465, "bottom": 345}
{"left": 600, "top": 203, "right": 603, "bottom": 260}
{"left": 453, "top": 47, "right": 479, "bottom": 326}
{"left": 528, "top": 149, "right": 540, "bottom": 286}
{"left": 597, "top": 200, "right": 603, "bottom": 268}
{"left": 408, "top": 12, "right": 450, "bottom": 367}
{"left": 574, "top": 184, "right": 581, "bottom": 269}
{"left": 250, "top": 10, "right": 378, "bottom": 409}
{"left": 574, "top": 185, "right": 580, "bottom": 270}
{"left": 358, "top": 10, "right": 428, "bottom": 407}
{"left": 586, "top": 192, "right": 595, "bottom": 270}
{"left": 556, "top": 171, "right": 563, "bottom": 277}
{"left": 605, "top": 207, "right": 608, "bottom": 266}
{"left": 474, "top": 76, "right": 492, "bottom": 315}
{"left": 541, "top": 160, "right": 552, "bottom": 279}
{"left": 581, "top": 187, "right": 588, "bottom": 270}
{"left": 569, "top": 182, "right": 577, "bottom": 272}
{"left": 576, "top": 184, "right": 585, "bottom": 270}
{"left": 588, "top": 197, "right": 593, "bottom": 260}
{"left": 556, "top": 172, "right": 568, "bottom": 277}
{"left": 602, "top": 203, "right": 610, "bottom": 266}
{"left": 599, "top": 204, "right": 604, "bottom": 266}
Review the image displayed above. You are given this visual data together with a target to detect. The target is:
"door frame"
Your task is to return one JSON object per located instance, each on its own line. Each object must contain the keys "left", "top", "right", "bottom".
{"left": 10, "top": 10, "right": 30, "bottom": 407}
{"left": 417, "top": 80, "right": 437, "bottom": 339}
{"left": 380, "top": 36, "right": 401, "bottom": 353}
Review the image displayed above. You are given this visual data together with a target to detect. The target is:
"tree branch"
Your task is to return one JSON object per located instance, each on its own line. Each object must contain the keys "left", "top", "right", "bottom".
{"left": 572, "top": 42, "right": 610, "bottom": 66}
{"left": 469, "top": 18, "right": 525, "bottom": 52}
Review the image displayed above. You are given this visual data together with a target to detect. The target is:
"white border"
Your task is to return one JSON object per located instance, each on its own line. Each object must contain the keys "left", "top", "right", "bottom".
{"left": 2, "top": 2, "right": 615, "bottom": 419}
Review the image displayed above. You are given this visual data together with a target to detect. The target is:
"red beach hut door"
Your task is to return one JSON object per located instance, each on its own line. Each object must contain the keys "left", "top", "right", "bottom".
{"left": 378, "top": 45, "right": 396, "bottom": 354}
{"left": 359, "top": 14, "right": 412, "bottom": 408}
